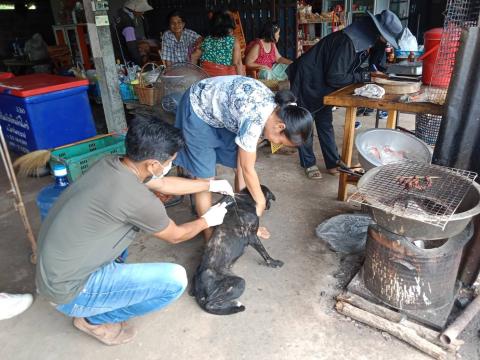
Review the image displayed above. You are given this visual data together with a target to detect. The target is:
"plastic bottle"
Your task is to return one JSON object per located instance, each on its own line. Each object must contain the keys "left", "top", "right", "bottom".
{"left": 408, "top": 51, "right": 415, "bottom": 62}
{"left": 36, "top": 164, "right": 70, "bottom": 221}
{"left": 385, "top": 43, "right": 395, "bottom": 63}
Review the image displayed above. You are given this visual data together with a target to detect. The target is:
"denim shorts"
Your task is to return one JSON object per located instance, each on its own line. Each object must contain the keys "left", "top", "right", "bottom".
{"left": 174, "top": 91, "right": 237, "bottom": 178}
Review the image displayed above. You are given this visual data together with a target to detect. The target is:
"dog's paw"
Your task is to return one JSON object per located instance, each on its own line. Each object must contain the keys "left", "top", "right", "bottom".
{"left": 266, "top": 259, "right": 284, "bottom": 268}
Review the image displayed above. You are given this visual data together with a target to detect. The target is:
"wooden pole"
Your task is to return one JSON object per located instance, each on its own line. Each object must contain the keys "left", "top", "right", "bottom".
{"left": 441, "top": 294, "right": 480, "bottom": 345}
{"left": 82, "top": 0, "right": 127, "bottom": 132}
{"left": 336, "top": 301, "right": 449, "bottom": 360}
{"left": 0, "top": 126, "right": 37, "bottom": 263}
{"left": 336, "top": 293, "right": 459, "bottom": 351}
{"left": 338, "top": 106, "right": 357, "bottom": 201}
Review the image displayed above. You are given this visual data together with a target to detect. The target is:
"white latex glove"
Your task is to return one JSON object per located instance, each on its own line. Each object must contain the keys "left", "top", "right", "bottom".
{"left": 201, "top": 202, "right": 228, "bottom": 227}
{"left": 209, "top": 179, "right": 234, "bottom": 197}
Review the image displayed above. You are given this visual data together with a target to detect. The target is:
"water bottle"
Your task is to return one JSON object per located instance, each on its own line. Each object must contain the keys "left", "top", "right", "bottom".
{"left": 36, "top": 164, "right": 70, "bottom": 221}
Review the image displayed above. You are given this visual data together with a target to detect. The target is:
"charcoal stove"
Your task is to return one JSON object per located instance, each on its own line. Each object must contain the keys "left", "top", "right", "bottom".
{"left": 347, "top": 162, "right": 480, "bottom": 329}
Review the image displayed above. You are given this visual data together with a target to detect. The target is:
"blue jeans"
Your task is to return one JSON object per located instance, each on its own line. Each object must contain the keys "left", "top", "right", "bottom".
{"left": 56, "top": 261, "right": 187, "bottom": 325}
{"left": 298, "top": 106, "right": 340, "bottom": 170}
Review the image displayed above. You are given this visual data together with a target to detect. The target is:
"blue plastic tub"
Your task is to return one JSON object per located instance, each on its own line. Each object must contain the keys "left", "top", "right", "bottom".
{"left": 0, "top": 75, "right": 97, "bottom": 153}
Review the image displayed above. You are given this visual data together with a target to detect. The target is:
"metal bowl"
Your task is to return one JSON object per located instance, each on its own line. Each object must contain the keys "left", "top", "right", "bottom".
{"left": 355, "top": 129, "right": 432, "bottom": 171}
{"left": 358, "top": 166, "right": 480, "bottom": 240}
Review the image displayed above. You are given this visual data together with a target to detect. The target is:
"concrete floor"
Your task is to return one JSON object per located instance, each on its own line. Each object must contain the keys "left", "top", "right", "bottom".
{"left": 0, "top": 109, "right": 479, "bottom": 360}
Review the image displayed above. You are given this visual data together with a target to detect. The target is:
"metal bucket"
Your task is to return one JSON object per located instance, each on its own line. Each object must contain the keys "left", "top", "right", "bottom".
{"left": 363, "top": 223, "right": 473, "bottom": 310}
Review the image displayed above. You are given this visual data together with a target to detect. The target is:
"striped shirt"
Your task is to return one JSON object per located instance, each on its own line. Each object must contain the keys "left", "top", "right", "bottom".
{"left": 161, "top": 29, "right": 200, "bottom": 64}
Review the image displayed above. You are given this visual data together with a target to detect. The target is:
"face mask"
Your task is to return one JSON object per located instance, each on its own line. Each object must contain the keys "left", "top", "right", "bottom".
{"left": 150, "top": 161, "right": 172, "bottom": 180}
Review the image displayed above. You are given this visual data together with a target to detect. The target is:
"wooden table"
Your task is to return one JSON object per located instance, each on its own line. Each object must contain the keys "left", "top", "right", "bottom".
{"left": 323, "top": 83, "right": 444, "bottom": 201}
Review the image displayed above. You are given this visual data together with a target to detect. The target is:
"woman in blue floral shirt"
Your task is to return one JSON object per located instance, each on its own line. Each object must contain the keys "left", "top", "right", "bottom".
{"left": 175, "top": 75, "right": 313, "bottom": 239}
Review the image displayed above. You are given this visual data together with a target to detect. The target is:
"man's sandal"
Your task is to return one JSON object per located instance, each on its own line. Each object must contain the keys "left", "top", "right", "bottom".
{"left": 305, "top": 165, "right": 322, "bottom": 180}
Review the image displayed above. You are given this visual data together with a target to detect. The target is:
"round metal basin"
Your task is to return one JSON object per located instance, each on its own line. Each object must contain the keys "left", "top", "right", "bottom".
{"left": 356, "top": 129, "right": 432, "bottom": 171}
{"left": 358, "top": 166, "right": 480, "bottom": 240}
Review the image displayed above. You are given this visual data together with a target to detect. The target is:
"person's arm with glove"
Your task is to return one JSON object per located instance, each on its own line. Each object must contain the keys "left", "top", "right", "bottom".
{"left": 147, "top": 177, "right": 234, "bottom": 197}
{"left": 154, "top": 202, "right": 228, "bottom": 244}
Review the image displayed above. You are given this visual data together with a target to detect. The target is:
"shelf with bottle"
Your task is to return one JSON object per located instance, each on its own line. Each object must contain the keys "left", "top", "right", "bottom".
{"left": 321, "top": 0, "right": 347, "bottom": 36}
{"left": 296, "top": 1, "right": 325, "bottom": 56}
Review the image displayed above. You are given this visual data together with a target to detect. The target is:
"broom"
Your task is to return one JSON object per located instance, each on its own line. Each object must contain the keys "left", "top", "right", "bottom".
{"left": 13, "top": 133, "right": 114, "bottom": 177}
{"left": 13, "top": 149, "right": 52, "bottom": 177}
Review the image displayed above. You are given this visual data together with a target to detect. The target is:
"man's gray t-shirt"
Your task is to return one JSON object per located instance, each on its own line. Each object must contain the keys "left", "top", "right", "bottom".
{"left": 36, "top": 156, "right": 170, "bottom": 304}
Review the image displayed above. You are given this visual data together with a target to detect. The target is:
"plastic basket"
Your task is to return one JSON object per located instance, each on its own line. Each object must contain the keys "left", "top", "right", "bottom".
{"left": 49, "top": 134, "right": 126, "bottom": 182}
{"left": 133, "top": 63, "right": 162, "bottom": 106}
{"left": 415, "top": 114, "right": 442, "bottom": 146}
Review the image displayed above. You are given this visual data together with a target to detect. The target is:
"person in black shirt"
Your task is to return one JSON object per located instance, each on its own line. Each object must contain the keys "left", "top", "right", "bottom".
{"left": 288, "top": 10, "right": 404, "bottom": 178}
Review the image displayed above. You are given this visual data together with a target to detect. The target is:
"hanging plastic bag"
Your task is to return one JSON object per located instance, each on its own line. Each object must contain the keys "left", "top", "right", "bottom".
{"left": 142, "top": 64, "right": 164, "bottom": 85}
{"left": 398, "top": 28, "right": 418, "bottom": 51}
{"left": 258, "top": 63, "right": 289, "bottom": 81}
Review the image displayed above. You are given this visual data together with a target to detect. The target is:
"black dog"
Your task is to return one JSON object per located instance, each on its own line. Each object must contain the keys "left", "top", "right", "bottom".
{"left": 191, "top": 185, "right": 284, "bottom": 315}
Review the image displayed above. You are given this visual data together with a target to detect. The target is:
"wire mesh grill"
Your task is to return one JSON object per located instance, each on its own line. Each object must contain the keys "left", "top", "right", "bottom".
{"left": 349, "top": 161, "right": 478, "bottom": 229}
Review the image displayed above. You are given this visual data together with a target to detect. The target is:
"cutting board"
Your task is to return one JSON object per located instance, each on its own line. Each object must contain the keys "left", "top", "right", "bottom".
{"left": 373, "top": 77, "right": 422, "bottom": 95}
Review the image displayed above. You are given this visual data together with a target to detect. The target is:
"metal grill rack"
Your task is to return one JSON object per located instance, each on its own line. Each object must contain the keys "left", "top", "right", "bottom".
{"left": 349, "top": 161, "right": 477, "bottom": 229}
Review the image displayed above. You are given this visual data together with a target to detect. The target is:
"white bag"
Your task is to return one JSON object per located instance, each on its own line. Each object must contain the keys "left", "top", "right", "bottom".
{"left": 398, "top": 28, "right": 418, "bottom": 51}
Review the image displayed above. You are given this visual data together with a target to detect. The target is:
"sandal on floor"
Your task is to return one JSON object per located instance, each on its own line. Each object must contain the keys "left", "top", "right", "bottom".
{"left": 305, "top": 165, "right": 322, "bottom": 179}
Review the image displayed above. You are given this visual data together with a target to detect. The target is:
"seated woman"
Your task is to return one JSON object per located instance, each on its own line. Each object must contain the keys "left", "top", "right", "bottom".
{"left": 245, "top": 21, "right": 292, "bottom": 81}
{"left": 161, "top": 10, "right": 201, "bottom": 67}
{"left": 191, "top": 10, "right": 243, "bottom": 76}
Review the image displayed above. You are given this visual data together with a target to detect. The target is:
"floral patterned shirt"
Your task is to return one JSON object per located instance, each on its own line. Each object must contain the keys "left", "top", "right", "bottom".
{"left": 190, "top": 76, "right": 276, "bottom": 152}
{"left": 200, "top": 35, "right": 235, "bottom": 65}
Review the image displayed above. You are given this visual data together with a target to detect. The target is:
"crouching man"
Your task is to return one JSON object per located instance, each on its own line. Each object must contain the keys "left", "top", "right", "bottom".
{"left": 36, "top": 117, "right": 233, "bottom": 345}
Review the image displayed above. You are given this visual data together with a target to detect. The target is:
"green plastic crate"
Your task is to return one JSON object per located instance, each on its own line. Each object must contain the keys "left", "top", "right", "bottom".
{"left": 49, "top": 134, "right": 126, "bottom": 182}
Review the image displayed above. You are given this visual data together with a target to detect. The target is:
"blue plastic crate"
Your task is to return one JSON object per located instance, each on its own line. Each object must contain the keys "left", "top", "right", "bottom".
{"left": 0, "top": 85, "right": 97, "bottom": 153}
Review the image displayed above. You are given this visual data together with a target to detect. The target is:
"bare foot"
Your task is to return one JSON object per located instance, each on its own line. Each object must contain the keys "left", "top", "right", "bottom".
{"left": 257, "top": 226, "right": 271, "bottom": 239}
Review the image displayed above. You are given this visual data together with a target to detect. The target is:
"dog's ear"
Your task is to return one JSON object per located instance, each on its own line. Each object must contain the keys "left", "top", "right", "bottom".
{"left": 261, "top": 185, "right": 275, "bottom": 210}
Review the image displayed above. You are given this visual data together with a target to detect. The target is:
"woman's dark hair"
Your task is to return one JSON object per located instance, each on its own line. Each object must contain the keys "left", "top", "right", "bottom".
{"left": 126, "top": 116, "right": 184, "bottom": 162}
{"left": 167, "top": 10, "right": 186, "bottom": 24}
{"left": 209, "top": 10, "right": 235, "bottom": 37}
{"left": 260, "top": 21, "right": 280, "bottom": 43}
{"left": 274, "top": 90, "right": 313, "bottom": 146}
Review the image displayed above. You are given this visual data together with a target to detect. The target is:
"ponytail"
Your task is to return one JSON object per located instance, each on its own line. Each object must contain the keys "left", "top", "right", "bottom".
{"left": 274, "top": 90, "right": 313, "bottom": 146}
